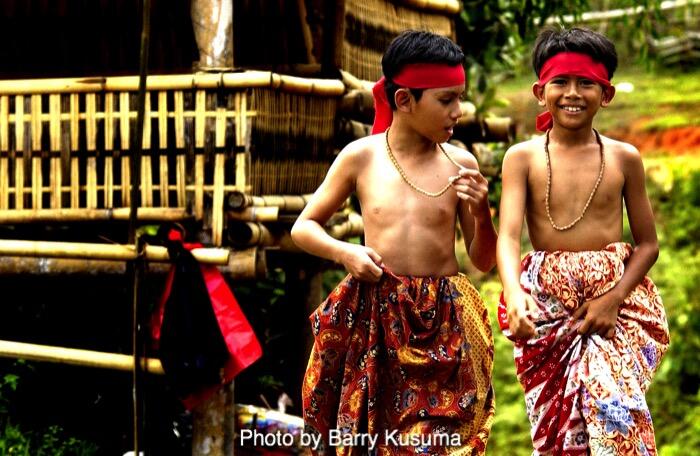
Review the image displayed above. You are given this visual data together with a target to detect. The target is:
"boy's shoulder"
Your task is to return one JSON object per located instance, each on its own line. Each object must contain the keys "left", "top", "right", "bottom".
{"left": 334, "top": 134, "right": 383, "bottom": 170}
{"left": 506, "top": 135, "right": 543, "bottom": 155}
{"left": 598, "top": 133, "right": 646, "bottom": 176}
{"left": 340, "top": 133, "right": 384, "bottom": 158}
{"left": 599, "top": 133, "right": 640, "bottom": 158}
{"left": 442, "top": 141, "right": 479, "bottom": 169}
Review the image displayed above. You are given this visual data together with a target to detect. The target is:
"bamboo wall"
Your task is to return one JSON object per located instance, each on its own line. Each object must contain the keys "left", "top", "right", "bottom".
{"left": 0, "top": 72, "right": 344, "bottom": 246}
{"left": 342, "top": 0, "right": 457, "bottom": 81}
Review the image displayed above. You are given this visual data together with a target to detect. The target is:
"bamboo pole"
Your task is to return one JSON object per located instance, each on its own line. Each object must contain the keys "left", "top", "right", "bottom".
{"left": 339, "top": 116, "right": 515, "bottom": 143}
{"left": 228, "top": 212, "right": 363, "bottom": 249}
{"left": 327, "top": 212, "right": 364, "bottom": 239}
{"left": 0, "top": 72, "right": 345, "bottom": 97}
{"left": 547, "top": 0, "right": 700, "bottom": 25}
{"left": 338, "top": 89, "right": 379, "bottom": 125}
{"left": 398, "top": 0, "right": 461, "bottom": 14}
{"left": 340, "top": 70, "right": 374, "bottom": 92}
{"left": 228, "top": 222, "right": 277, "bottom": 247}
{"left": 340, "top": 91, "right": 480, "bottom": 128}
{"left": 220, "top": 247, "right": 267, "bottom": 280}
{"left": 0, "top": 239, "right": 230, "bottom": 264}
{"left": 0, "top": 248, "right": 263, "bottom": 278}
{"left": 0, "top": 208, "right": 190, "bottom": 223}
{"left": 226, "top": 206, "right": 279, "bottom": 222}
{"left": 227, "top": 191, "right": 315, "bottom": 212}
{"left": 322, "top": 0, "right": 345, "bottom": 75}
{"left": 0, "top": 256, "right": 172, "bottom": 275}
{"left": 0, "top": 340, "right": 164, "bottom": 374}
{"left": 296, "top": 0, "right": 317, "bottom": 64}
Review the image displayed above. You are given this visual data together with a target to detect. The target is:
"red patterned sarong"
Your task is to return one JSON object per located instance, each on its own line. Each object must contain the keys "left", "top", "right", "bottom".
{"left": 498, "top": 243, "right": 669, "bottom": 455}
{"left": 303, "top": 268, "right": 495, "bottom": 455}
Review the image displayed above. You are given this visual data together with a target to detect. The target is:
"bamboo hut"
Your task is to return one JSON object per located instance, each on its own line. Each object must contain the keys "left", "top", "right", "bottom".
{"left": 0, "top": 1, "right": 514, "bottom": 455}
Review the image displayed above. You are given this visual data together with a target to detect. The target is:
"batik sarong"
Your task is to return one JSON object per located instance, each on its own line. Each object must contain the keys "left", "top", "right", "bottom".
{"left": 303, "top": 267, "right": 495, "bottom": 455}
{"left": 498, "top": 242, "right": 669, "bottom": 455}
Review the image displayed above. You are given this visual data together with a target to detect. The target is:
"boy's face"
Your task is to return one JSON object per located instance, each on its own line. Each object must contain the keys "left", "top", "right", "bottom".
{"left": 533, "top": 75, "right": 614, "bottom": 130}
{"left": 397, "top": 84, "right": 465, "bottom": 142}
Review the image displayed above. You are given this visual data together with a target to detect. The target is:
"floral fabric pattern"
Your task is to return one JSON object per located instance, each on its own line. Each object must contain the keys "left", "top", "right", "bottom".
{"left": 498, "top": 242, "right": 670, "bottom": 456}
{"left": 304, "top": 268, "right": 495, "bottom": 455}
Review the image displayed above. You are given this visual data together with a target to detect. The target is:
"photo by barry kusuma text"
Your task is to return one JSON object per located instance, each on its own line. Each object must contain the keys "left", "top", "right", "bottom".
{"left": 239, "top": 428, "right": 463, "bottom": 450}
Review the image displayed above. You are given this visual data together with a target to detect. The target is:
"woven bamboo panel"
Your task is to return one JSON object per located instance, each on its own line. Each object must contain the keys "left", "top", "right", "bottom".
{"left": 249, "top": 89, "right": 337, "bottom": 195}
{"left": 0, "top": 72, "right": 342, "bottom": 245}
{"left": 343, "top": 0, "right": 455, "bottom": 81}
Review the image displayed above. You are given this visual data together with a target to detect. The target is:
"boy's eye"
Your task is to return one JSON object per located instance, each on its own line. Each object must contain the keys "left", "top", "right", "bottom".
{"left": 579, "top": 79, "right": 595, "bottom": 86}
{"left": 550, "top": 79, "right": 566, "bottom": 85}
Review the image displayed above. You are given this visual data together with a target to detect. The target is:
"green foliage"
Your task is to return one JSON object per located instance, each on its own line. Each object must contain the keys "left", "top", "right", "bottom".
{"left": 0, "top": 362, "right": 98, "bottom": 455}
{"left": 479, "top": 280, "right": 531, "bottom": 455}
{"left": 644, "top": 158, "right": 700, "bottom": 454}
{"left": 457, "top": 0, "right": 666, "bottom": 113}
{"left": 0, "top": 423, "right": 98, "bottom": 456}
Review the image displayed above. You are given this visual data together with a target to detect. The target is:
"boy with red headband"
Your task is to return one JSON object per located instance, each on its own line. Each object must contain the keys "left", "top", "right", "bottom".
{"left": 292, "top": 30, "right": 497, "bottom": 454}
{"left": 498, "top": 27, "right": 669, "bottom": 455}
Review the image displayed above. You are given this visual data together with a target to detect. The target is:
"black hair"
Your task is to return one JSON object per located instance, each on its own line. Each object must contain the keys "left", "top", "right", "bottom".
{"left": 381, "top": 30, "right": 465, "bottom": 109}
{"left": 532, "top": 27, "right": 618, "bottom": 79}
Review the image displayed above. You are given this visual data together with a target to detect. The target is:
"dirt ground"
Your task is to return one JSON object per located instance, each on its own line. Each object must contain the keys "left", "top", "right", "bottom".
{"left": 610, "top": 122, "right": 700, "bottom": 154}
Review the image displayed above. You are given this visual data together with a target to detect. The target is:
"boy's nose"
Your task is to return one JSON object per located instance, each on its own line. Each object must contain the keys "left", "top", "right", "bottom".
{"left": 452, "top": 103, "right": 463, "bottom": 119}
{"left": 564, "top": 82, "right": 580, "bottom": 97}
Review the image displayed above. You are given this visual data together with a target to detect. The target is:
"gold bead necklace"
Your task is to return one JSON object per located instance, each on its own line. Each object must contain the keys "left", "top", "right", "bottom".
{"left": 385, "top": 128, "right": 463, "bottom": 198}
{"left": 544, "top": 128, "right": 605, "bottom": 231}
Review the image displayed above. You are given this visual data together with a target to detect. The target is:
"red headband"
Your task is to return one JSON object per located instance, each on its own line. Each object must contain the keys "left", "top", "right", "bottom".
{"left": 535, "top": 52, "right": 614, "bottom": 132}
{"left": 372, "top": 63, "right": 466, "bottom": 134}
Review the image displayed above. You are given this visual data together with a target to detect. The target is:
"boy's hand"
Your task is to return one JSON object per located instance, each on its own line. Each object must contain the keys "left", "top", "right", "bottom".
{"left": 339, "top": 244, "right": 383, "bottom": 282}
{"left": 506, "top": 290, "right": 537, "bottom": 339}
{"left": 450, "top": 168, "right": 490, "bottom": 218}
{"left": 572, "top": 292, "right": 621, "bottom": 339}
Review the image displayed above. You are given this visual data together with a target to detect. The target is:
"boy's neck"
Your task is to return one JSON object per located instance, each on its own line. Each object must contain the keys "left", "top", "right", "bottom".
{"left": 548, "top": 124, "right": 598, "bottom": 148}
{"left": 388, "top": 119, "right": 437, "bottom": 155}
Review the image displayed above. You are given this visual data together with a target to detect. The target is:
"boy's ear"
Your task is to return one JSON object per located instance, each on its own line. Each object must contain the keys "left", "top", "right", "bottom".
{"left": 532, "top": 82, "right": 546, "bottom": 106}
{"left": 601, "top": 85, "right": 616, "bottom": 107}
{"left": 394, "top": 88, "right": 413, "bottom": 112}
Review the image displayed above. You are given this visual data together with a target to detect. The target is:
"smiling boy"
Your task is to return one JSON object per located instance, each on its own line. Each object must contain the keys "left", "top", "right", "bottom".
{"left": 497, "top": 27, "right": 670, "bottom": 455}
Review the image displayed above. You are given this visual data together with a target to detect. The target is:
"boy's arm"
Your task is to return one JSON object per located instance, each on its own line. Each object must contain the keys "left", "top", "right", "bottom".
{"left": 291, "top": 145, "right": 383, "bottom": 282}
{"left": 450, "top": 149, "right": 497, "bottom": 272}
{"left": 574, "top": 146, "right": 659, "bottom": 337}
{"left": 497, "top": 147, "right": 537, "bottom": 338}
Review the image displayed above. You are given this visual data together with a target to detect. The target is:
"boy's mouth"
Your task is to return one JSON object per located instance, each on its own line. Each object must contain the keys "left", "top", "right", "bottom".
{"left": 559, "top": 105, "right": 584, "bottom": 112}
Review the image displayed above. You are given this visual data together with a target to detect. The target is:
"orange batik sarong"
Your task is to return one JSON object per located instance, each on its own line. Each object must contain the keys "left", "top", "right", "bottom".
{"left": 303, "top": 268, "right": 494, "bottom": 455}
{"left": 499, "top": 243, "right": 670, "bottom": 456}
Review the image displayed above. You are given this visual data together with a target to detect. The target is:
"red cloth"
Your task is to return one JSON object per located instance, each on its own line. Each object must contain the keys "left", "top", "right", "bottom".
{"left": 372, "top": 63, "right": 466, "bottom": 134}
{"left": 535, "top": 52, "right": 615, "bottom": 132}
{"left": 303, "top": 268, "right": 494, "bottom": 455}
{"left": 151, "top": 231, "right": 262, "bottom": 410}
{"left": 498, "top": 243, "right": 669, "bottom": 455}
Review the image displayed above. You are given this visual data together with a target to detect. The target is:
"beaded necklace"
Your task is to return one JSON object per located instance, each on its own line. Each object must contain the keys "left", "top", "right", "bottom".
{"left": 544, "top": 128, "right": 605, "bottom": 231}
{"left": 385, "top": 128, "right": 463, "bottom": 198}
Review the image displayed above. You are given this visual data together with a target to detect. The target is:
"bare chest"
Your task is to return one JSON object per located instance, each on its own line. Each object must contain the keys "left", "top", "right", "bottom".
{"left": 528, "top": 150, "right": 625, "bottom": 215}
{"left": 357, "top": 155, "right": 459, "bottom": 228}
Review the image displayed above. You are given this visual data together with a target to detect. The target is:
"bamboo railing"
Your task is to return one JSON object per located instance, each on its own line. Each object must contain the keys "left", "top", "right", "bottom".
{"left": 0, "top": 239, "right": 229, "bottom": 263}
{"left": 0, "top": 340, "right": 164, "bottom": 374}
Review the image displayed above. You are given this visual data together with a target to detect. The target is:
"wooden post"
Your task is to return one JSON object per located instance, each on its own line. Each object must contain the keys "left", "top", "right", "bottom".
{"left": 283, "top": 256, "right": 323, "bottom": 409}
{"left": 191, "top": 381, "right": 235, "bottom": 456}
{"left": 321, "top": 0, "right": 345, "bottom": 76}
